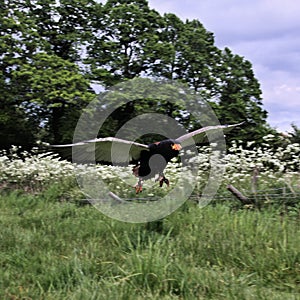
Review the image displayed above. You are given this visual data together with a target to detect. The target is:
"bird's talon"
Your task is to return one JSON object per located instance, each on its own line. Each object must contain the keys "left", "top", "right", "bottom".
{"left": 135, "top": 186, "right": 143, "bottom": 193}
{"left": 135, "top": 180, "right": 143, "bottom": 194}
{"left": 164, "top": 178, "right": 170, "bottom": 187}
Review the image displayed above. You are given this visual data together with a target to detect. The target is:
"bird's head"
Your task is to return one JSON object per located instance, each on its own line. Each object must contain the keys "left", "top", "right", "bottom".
{"left": 171, "top": 143, "right": 182, "bottom": 151}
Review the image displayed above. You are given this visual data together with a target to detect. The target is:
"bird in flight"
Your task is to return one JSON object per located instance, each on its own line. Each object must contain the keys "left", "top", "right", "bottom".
{"left": 52, "top": 122, "right": 243, "bottom": 193}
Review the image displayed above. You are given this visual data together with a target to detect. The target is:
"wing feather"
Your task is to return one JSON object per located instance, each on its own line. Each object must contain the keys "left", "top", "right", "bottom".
{"left": 176, "top": 122, "right": 244, "bottom": 148}
{"left": 51, "top": 137, "right": 149, "bottom": 163}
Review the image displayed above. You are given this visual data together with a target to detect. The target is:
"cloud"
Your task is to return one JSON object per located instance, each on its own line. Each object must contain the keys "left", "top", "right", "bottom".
{"left": 149, "top": 0, "right": 300, "bottom": 39}
{"left": 259, "top": 69, "right": 300, "bottom": 131}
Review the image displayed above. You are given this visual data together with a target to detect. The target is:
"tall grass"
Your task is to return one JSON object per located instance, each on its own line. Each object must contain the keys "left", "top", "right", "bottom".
{"left": 1, "top": 186, "right": 299, "bottom": 299}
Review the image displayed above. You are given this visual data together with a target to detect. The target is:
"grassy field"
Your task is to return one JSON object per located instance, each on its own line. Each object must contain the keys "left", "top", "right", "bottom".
{"left": 1, "top": 184, "right": 300, "bottom": 300}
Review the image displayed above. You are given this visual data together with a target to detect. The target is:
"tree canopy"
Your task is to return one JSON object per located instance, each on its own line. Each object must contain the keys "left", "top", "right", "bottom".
{"left": 1, "top": 0, "right": 273, "bottom": 149}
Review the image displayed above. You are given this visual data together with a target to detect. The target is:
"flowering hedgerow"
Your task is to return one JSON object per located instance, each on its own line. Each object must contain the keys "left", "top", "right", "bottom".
{"left": 0, "top": 147, "right": 75, "bottom": 192}
{"left": 0, "top": 139, "right": 299, "bottom": 197}
{"left": 223, "top": 139, "right": 300, "bottom": 190}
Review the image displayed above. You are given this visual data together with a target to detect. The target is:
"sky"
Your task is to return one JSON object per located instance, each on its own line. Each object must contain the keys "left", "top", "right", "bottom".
{"left": 148, "top": 0, "right": 300, "bottom": 133}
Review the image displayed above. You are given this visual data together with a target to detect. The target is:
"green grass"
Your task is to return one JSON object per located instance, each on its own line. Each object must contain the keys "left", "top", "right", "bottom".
{"left": 0, "top": 186, "right": 300, "bottom": 299}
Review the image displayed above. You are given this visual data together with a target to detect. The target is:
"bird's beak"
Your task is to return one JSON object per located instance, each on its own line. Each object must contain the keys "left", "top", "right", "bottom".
{"left": 172, "top": 144, "right": 182, "bottom": 151}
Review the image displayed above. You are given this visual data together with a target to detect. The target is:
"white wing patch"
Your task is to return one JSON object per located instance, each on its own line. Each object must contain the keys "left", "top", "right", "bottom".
{"left": 176, "top": 122, "right": 244, "bottom": 148}
{"left": 52, "top": 137, "right": 149, "bottom": 163}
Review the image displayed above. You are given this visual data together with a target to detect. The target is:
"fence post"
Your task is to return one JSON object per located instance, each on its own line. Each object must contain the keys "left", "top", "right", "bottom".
{"left": 227, "top": 184, "right": 254, "bottom": 205}
{"left": 252, "top": 166, "right": 260, "bottom": 194}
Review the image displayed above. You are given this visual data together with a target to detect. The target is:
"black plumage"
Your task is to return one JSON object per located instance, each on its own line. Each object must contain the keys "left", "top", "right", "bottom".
{"left": 132, "top": 139, "right": 181, "bottom": 191}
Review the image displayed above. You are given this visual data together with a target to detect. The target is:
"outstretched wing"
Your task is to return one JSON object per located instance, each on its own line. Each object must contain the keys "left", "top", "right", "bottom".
{"left": 176, "top": 122, "right": 244, "bottom": 148}
{"left": 51, "top": 137, "right": 149, "bottom": 164}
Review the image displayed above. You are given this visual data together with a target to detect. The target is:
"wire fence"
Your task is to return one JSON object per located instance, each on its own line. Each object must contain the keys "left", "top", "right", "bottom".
{"left": 79, "top": 185, "right": 300, "bottom": 206}
{"left": 192, "top": 186, "right": 300, "bottom": 205}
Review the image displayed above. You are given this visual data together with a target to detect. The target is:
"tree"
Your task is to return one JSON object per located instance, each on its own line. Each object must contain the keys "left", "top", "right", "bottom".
{"left": 150, "top": 13, "right": 185, "bottom": 80}
{"left": 92, "top": 78, "right": 188, "bottom": 142}
{"left": 0, "top": 97, "right": 39, "bottom": 149}
{"left": 0, "top": 0, "right": 42, "bottom": 148}
{"left": 19, "top": 0, "right": 95, "bottom": 61}
{"left": 156, "top": 17, "right": 218, "bottom": 93}
{"left": 290, "top": 123, "right": 300, "bottom": 144}
{"left": 86, "top": 0, "right": 164, "bottom": 86}
{"left": 0, "top": 0, "right": 96, "bottom": 147}
{"left": 211, "top": 48, "right": 268, "bottom": 143}
{"left": 11, "top": 53, "right": 95, "bottom": 144}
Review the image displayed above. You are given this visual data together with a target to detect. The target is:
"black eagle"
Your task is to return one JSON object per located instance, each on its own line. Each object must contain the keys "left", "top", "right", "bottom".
{"left": 52, "top": 122, "right": 243, "bottom": 193}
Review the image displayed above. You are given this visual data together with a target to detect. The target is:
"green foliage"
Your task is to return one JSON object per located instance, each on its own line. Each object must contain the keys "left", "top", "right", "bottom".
{"left": 86, "top": 0, "right": 163, "bottom": 86}
{"left": 0, "top": 1, "right": 42, "bottom": 148}
{"left": 0, "top": 102, "right": 39, "bottom": 150}
{"left": 8, "top": 0, "right": 95, "bottom": 61}
{"left": 211, "top": 48, "right": 268, "bottom": 144}
{"left": 289, "top": 123, "right": 300, "bottom": 144}
{"left": 94, "top": 78, "right": 190, "bottom": 138}
{"left": 11, "top": 52, "right": 95, "bottom": 143}
{"left": 0, "top": 0, "right": 96, "bottom": 146}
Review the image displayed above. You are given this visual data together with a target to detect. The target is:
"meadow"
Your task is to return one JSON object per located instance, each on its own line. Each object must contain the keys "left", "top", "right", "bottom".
{"left": 0, "top": 138, "right": 300, "bottom": 299}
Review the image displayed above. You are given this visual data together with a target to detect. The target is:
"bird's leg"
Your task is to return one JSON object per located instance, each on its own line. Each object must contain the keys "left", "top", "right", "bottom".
{"left": 132, "top": 164, "right": 140, "bottom": 177}
{"left": 135, "top": 178, "right": 143, "bottom": 194}
{"left": 156, "top": 172, "right": 169, "bottom": 187}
